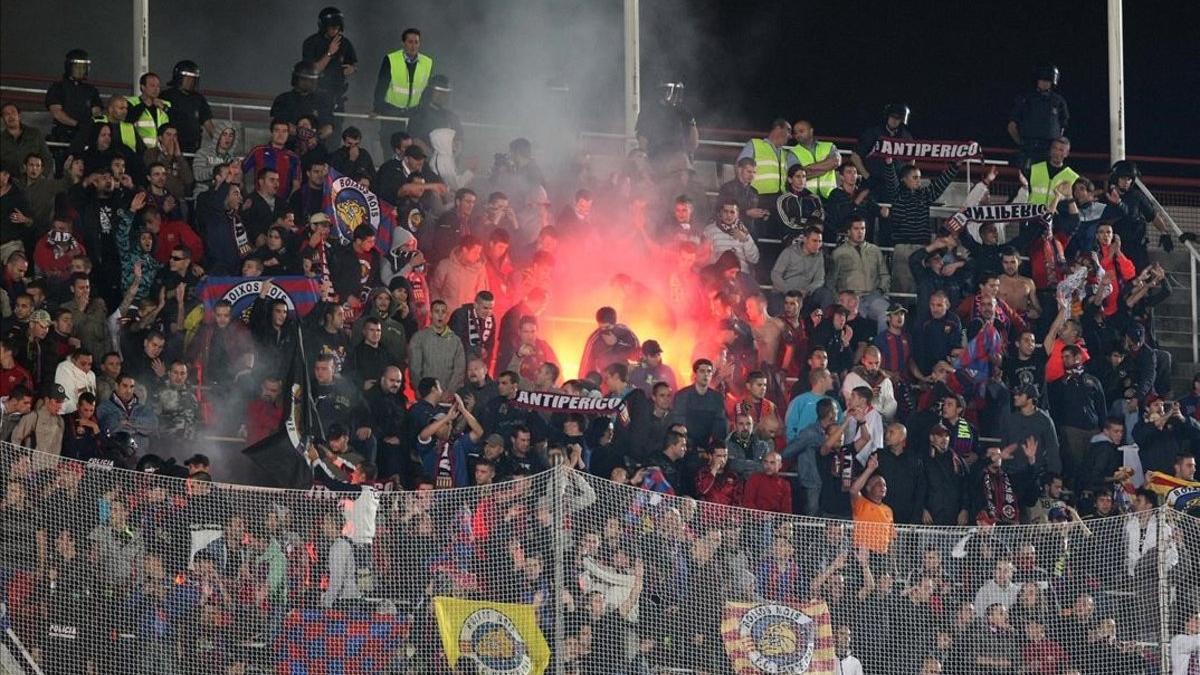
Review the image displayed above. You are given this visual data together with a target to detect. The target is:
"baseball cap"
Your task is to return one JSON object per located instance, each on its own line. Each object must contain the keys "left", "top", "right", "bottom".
{"left": 1013, "top": 383, "right": 1040, "bottom": 399}
{"left": 928, "top": 423, "right": 950, "bottom": 437}
{"left": 485, "top": 433, "right": 505, "bottom": 447}
{"left": 30, "top": 309, "right": 52, "bottom": 326}
{"left": 886, "top": 302, "right": 908, "bottom": 315}
{"left": 642, "top": 339, "right": 663, "bottom": 356}
{"left": 42, "top": 382, "right": 68, "bottom": 401}
{"left": 403, "top": 144, "right": 427, "bottom": 160}
{"left": 308, "top": 212, "right": 331, "bottom": 226}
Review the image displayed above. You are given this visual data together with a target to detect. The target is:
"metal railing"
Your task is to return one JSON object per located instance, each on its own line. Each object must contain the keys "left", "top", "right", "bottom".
{"left": 1137, "top": 178, "right": 1200, "bottom": 363}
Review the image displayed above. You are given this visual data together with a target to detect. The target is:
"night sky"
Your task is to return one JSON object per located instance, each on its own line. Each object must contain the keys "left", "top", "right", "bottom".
{"left": 641, "top": 0, "right": 1200, "bottom": 159}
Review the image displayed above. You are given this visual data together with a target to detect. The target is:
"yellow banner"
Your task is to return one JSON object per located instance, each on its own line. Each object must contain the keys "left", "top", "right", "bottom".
{"left": 432, "top": 596, "right": 550, "bottom": 675}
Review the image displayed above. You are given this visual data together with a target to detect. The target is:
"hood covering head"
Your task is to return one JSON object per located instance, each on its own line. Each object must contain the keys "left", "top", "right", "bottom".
{"left": 207, "top": 121, "right": 238, "bottom": 153}
{"left": 366, "top": 286, "right": 393, "bottom": 313}
{"left": 715, "top": 249, "right": 741, "bottom": 273}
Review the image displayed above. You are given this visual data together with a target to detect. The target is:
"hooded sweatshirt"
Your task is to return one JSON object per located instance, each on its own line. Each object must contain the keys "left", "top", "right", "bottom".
{"left": 430, "top": 128, "right": 473, "bottom": 192}
{"left": 193, "top": 121, "right": 238, "bottom": 197}
{"left": 350, "top": 287, "right": 409, "bottom": 366}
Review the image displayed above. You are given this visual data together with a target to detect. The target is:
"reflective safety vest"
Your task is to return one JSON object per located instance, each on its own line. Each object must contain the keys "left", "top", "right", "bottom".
{"left": 126, "top": 96, "right": 171, "bottom": 148}
{"left": 790, "top": 141, "right": 837, "bottom": 198}
{"left": 384, "top": 52, "right": 433, "bottom": 110}
{"left": 750, "top": 138, "right": 786, "bottom": 195}
{"left": 93, "top": 114, "right": 139, "bottom": 152}
{"left": 1028, "top": 161, "right": 1079, "bottom": 205}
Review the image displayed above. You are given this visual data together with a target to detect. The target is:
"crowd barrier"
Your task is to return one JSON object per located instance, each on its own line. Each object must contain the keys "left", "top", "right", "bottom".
{"left": 0, "top": 440, "right": 1196, "bottom": 674}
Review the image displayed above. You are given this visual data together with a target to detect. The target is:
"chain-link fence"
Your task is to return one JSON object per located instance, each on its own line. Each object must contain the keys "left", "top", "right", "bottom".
{"left": 1, "top": 440, "right": 1197, "bottom": 674}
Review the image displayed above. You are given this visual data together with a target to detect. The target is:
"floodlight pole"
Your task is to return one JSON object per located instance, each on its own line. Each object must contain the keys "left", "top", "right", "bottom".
{"left": 1107, "top": 0, "right": 1125, "bottom": 161}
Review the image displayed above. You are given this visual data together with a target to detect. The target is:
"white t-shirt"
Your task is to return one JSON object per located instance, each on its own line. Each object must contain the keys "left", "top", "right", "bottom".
{"left": 1170, "top": 632, "right": 1200, "bottom": 675}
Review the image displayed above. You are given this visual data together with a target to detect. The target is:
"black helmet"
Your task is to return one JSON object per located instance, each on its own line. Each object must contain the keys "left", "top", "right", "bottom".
{"left": 291, "top": 60, "right": 320, "bottom": 87}
{"left": 64, "top": 48, "right": 90, "bottom": 79}
{"left": 171, "top": 59, "right": 200, "bottom": 87}
{"left": 1110, "top": 160, "right": 1140, "bottom": 180}
{"left": 1034, "top": 65, "right": 1060, "bottom": 86}
{"left": 318, "top": 6, "right": 344, "bottom": 31}
{"left": 107, "top": 431, "right": 140, "bottom": 460}
{"left": 883, "top": 103, "right": 911, "bottom": 126}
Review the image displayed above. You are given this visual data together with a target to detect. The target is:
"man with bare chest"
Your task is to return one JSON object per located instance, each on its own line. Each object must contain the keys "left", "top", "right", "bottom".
{"left": 997, "top": 249, "right": 1041, "bottom": 320}
{"left": 746, "top": 294, "right": 784, "bottom": 368}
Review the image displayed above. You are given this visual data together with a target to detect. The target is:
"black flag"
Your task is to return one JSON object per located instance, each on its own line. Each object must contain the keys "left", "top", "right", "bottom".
{"left": 242, "top": 335, "right": 317, "bottom": 489}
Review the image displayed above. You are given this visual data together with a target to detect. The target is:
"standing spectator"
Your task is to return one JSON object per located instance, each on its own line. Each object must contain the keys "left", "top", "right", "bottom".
{"left": 53, "top": 348, "right": 94, "bottom": 415}
{"left": 628, "top": 340, "right": 677, "bottom": 394}
{"left": 1047, "top": 344, "right": 1106, "bottom": 481}
{"left": 242, "top": 119, "right": 301, "bottom": 201}
{"left": 192, "top": 124, "right": 238, "bottom": 197}
{"left": 829, "top": 218, "right": 891, "bottom": 331}
{"left": 875, "top": 423, "right": 925, "bottom": 524}
{"left": 186, "top": 299, "right": 254, "bottom": 388}
{"left": 694, "top": 442, "right": 740, "bottom": 509}
{"left": 1170, "top": 612, "right": 1200, "bottom": 675}
{"left": 671, "top": 359, "right": 728, "bottom": 450}
{"left": 770, "top": 225, "right": 833, "bottom": 307}
{"left": 200, "top": 183, "right": 250, "bottom": 275}
{"left": 971, "top": 603, "right": 1019, "bottom": 675}
{"left": 882, "top": 157, "right": 961, "bottom": 295}
{"left": 842, "top": 346, "right": 898, "bottom": 421}
{"left": 715, "top": 157, "right": 769, "bottom": 225}
{"left": 430, "top": 235, "right": 488, "bottom": 309}
{"left": 271, "top": 63, "right": 335, "bottom": 141}
{"left": 97, "top": 373, "right": 158, "bottom": 454}
{"left": 1133, "top": 399, "right": 1200, "bottom": 475}
{"left": 921, "top": 423, "right": 970, "bottom": 525}
{"left": 0, "top": 102, "right": 53, "bottom": 177}
{"left": 409, "top": 299, "right": 466, "bottom": 392}
{"left": 143, "top": 124, "right": 194, "bottom": 200}
{"left": 12, "top": 382, "right": 66, "bottom": 465}
{"left": 824, "top": 164, "right": 888, "bottom": 235}
{"left": 329, "top": 127, "right": 374, "bottom": 182}
{"left": 851, "top": 103, "right": 913, "bottom": 192}
{"left": 126, "top": 72, "right": 171, "bottom": 150}
{"left": 973, "top": 560, "right": 1021, "bottom": 617}
{"left": 850, "top": 453, "right": 896, "bottom": 557}
{"left": 60, "top": 272, "right": 109, "bottom": 362}
{"left": 156, "top": 360, "right": 199, "bottom": 439}
{"left": 740, "top": 451, "right": 792, "bottom": 513}
{"left": 1001, "top": 384, "right": 1061, "bottom": 475}
{"left": 704, "top": 199, "right": 759, "bottom": 274}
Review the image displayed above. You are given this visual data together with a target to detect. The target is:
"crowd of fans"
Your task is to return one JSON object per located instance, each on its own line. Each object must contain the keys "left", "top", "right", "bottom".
{"left": 2, "top": 8, "right": 1200, "bottom": 674}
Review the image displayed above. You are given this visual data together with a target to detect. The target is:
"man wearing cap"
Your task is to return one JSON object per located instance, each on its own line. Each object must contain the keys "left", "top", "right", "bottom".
{"left": 15, "top": 308, "right": 55, "bottom": 387}
{"left": 375, "top": 142, "right": 446, "bottom": 211}
{"left": 13, "top": 381, "right": 65, "bottom": 459}
{"left": 628, "top": 340, "right": 677, "bottom": 395}
{"left": 1001, "top": 383, "right": 1061, "bottom": 476}
{"left": 469, "top": 433, "right": 506, "bottom": 483}
{"left": 921, "top": 423, "right": 970, "bottom": 525}
{"left": 875, "top": 303, "right": 913, "bottom": 383}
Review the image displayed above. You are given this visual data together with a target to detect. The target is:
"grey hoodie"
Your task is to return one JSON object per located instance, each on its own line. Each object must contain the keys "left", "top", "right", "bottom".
{"left": 192, "top": 121, "right": 239, "bottom": 196}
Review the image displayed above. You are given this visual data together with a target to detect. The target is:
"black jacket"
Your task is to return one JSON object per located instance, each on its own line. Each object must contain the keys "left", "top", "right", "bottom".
{"left": 1047, "top": 370, "right": 1107, "bottom": 430}
{"left": 1132, "top": 416, "right": 1200, "bottom": 475}
{"left": 922, "top": 449, "right": 970, "bottom": 525}
{"left": 875, "top": 446, "right": 926, "bottom": 524}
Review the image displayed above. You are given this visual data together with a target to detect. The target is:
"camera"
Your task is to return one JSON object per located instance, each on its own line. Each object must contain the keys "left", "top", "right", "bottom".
{"left": 493, "top": 153, "right": 515, "bottom": 172}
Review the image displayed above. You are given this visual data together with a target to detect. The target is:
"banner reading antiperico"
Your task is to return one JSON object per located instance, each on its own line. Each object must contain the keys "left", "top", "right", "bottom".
{"left": 871, "top": 138, "right": 983, "bottom": 161}
{"left": 943, "top": 202, "right": 1052, "bottom": 234}
{"left": 510, "top": 389, "right": 627, "bottom": 414}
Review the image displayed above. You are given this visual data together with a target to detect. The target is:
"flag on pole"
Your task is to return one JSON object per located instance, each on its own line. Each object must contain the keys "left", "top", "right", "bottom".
{"left": 432, "top": 596, "right": 550, "bottom": 675}
{"left": 721, "top": 600, "right": 837, "bottom": 674}
{"left": 242, "top": 334, "right": 315, "bottom": 489}
{"left": 321, "top": 167, "right": 398, "bottom": 255}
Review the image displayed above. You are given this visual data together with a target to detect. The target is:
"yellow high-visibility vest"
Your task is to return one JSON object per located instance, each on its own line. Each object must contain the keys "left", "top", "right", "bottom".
{"left": 751, "top": 138, "right": 786, "bottom": 195}
{"left": 384, "top": 52, "right": 433, "bottom": 110}
{"left": 126, "top": 96, "right": 171, "bottom": 148}
{"left": 790, "top": 140, "right": 837, "bottom": 198}
{"left": 1028, "top": 161, "right": 1079, "bottom": 205}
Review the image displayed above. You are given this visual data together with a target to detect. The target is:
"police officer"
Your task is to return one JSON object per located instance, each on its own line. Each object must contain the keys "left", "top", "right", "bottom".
{"left": 789, "top": 120, "right": 840, "bottom": 199}
{"left": 44, "top": 49, "right": 102, "bottom": 174}
{"left": 270, "top": 61, "right": 335, "bottom": 143}
{"left": 1008, "top": 65, "right": 1070, "bottom": 171}
{"left": 161, "top": 60, "right": 215, "bottom": 154}
{"left": 127, "top": 72, "right": 172, "bottom": 149}
{"left": 635, "top": 81, "right": 699, "bottom": 163}
{"left": 1106, "top": 160, "right": 1174, "bottom": 270}
{"left": 851, "top": 103, "right": 914, "bottom": 193}
{"left": 373, "top": 27, "right": 433, "bottom": 152}
{"left": 302, "top": 7, "right": 358, "bottom": 112}
{"left": 1026, "top": 136, "right": 1078, "bottom": 206}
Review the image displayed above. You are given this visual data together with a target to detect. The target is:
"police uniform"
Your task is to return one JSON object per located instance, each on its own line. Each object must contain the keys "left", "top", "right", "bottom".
{"left": 44, "top": 76, "right": 101, "bottom": 169}
{"left": 161, "top": 87, "right": 213, "bottom": 154}
{"left": 854, "top": 123, "right": 913, "bottom": 193}
{"left": 270, "top": 89, "right": 335, "bottom": 131}
{"left": 635, "top": 98, "right": 696, "bottom": 160}
{"left": 302, "top": 31, "right": 359, "bottom": 110}
{"left": 1009, "top": 89, "right": 1069, "bottom": 168}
